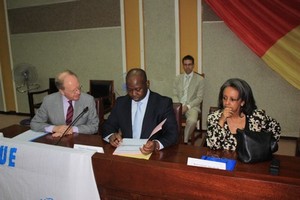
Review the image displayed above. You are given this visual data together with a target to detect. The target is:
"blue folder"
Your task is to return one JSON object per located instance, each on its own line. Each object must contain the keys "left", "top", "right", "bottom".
{"left": 201, "top": 156, "right": 236, "bottom": 171}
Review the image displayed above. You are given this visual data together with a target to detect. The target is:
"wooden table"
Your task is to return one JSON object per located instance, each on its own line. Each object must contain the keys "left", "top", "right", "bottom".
{"left": 2, "top": 125, "right": 300, "bottom": 199}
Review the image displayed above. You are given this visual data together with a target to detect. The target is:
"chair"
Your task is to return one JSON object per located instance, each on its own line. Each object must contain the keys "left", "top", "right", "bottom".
{"left": 209, "top": 106, "right": 218, "bottom": 114}
{"left": 28, "top": 78, "right": 58, "bottom": 118}
{"left": 89, "top": 80, "right": 115, "bottom": 115}
{"left": 48, "top": 78, "right": 58, "bottom": 94}
{"left": 181, "top": 101, "right": 203, "bottom": 145}
{"left": 296, "top": 137, "right": 300, "bottom": 157}
{"left": 173, "top": 103, "right": 183, "bottom": 144}
{"left": 199, "top": 106, "right": 218, "bottom": 147}
{"left": 94, "top": 97, "right": 105, "bottom": 135}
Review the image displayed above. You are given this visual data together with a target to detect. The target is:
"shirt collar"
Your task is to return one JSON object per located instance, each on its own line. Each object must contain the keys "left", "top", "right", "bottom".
{"left": 185, "top": 72, "right": 193, "bottom": 79}
{"left": 132, "top": 89, "right": 150, "bottom": 105}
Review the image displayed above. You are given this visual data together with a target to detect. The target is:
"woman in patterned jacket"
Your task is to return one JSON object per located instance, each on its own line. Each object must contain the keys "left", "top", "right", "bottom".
{"left": 206, "top": 78, "right": 281, "bottom": 151}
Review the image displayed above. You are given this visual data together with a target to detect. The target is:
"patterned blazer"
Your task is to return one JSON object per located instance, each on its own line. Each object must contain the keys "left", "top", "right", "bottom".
{"left": 206, "top": 109, "right": 281, "bottom": 151}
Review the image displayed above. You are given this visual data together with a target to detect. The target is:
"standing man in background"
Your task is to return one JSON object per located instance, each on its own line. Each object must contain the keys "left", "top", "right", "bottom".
{"left": 172, "top": 55, "right": 205, "bottom": 144}
{"left": 30, "top": 69, "right": 99, "bottom": 136}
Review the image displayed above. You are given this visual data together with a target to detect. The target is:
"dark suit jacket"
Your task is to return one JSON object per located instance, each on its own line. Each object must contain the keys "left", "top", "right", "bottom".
{"left": 103, "top": 91, "right": 178, "bottom": 148}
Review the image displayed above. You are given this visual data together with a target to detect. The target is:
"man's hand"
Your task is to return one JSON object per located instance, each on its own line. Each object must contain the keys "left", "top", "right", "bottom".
{"left": 140, "top": 140, "right": 159, "bottom": 155}
{"left": 52, "top": 125, "right": 73, "bottom": 137}
{"left": 109, "top": 132, "right": 123, "bottom": 147}
{"left": 182, "top": 105, "right": 189, "bottom": 114}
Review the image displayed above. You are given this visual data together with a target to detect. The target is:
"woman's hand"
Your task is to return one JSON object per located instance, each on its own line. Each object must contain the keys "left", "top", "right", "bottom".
{"left": 219, "top": 107, "right": 233, "bottom": 127}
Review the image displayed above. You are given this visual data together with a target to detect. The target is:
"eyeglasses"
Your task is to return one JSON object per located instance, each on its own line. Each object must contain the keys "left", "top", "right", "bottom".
{"left": 66, "top": 85, "right": 82, "bottom": 94}
{"left": 222, "top": 96, "right": 240, "bottom": 102}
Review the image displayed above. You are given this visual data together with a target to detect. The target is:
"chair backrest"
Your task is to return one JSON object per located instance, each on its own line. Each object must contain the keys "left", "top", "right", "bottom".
{"left": 94, "top": 97, "right": 105, "bottom": 135}
{"left": 89, "top": 80, "right": 114, "bottom": 99}
{"left": 209, "top": 106, "right": 218, "bottom": 114}
{"left": 28, "top": 89, "right": 50, "bottom": 118}
{"left": 49, "top": 78, "right": 58, "bottom": 94}
{"left": 173, "top": 103, "right": 183, "bottom": 144}
{"left": 89, "top": 80, "right": 115, "bottom": 114}
{"left": 195, "top": 72, "right": 205, "bottom": 78}
{"left": 28, "top": 78, "right": 57, "bottom": 118}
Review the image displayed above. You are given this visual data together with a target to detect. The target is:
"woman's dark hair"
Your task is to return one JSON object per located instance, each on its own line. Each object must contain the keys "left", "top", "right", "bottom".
{"left": 217, "top": 78, "right": 257, "bottom": 115}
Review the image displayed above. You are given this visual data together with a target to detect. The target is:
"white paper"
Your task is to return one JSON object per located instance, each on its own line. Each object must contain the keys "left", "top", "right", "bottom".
{"left": 113, "top": 139, "right": 147, "bottom": 155}
{"left": 12, "top": 130, "right": 48, "bottom": 141}
{"left": 73, "top": 144, "right": 104, "bottom": 153}
{"left": 187, "top": 157, "right": 226, "bottom": 170}
{"left": 113, "top": 145, "right": 141, "bottom": 155}
{"left": 112, "top": 118, "right": 166, "bottom": 159}
{"left": 112, "top": 138, "right": 152, "bottom": 159}
{"left": 121, "top": 138, "right": 148, "bottom": 146}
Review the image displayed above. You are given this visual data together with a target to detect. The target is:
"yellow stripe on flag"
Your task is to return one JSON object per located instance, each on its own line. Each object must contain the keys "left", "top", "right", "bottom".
{"left": 262, "top": 26, "right": 300, "bottom": 90}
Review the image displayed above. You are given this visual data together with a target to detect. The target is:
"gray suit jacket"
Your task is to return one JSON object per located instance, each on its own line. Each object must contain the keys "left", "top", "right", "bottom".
{"left": 172, "top": 72, "right": 204, "bottom": 111}
{"left": 30, "top": 92, "right": 99, "bottom": 134}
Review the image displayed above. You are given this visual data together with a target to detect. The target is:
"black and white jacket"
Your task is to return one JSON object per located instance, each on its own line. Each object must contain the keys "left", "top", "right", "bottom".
{"left": 206, "top": 109, "right": 281, "bottom": 151}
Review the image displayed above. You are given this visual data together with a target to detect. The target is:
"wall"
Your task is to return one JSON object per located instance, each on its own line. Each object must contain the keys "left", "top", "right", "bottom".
{"left": 144, "top": 0, "right": 176, "bottom": 96}
{"left": 10, "top": 28, "right": 123, "bottom": 112}
{"left": 6, "top": 0, "right": 123, "bottom": 112}
{"left": 202, "top": 22, "right": 300, "bottom": 137}
{"left": 2, "top": 0, "right": 300, "bottom": 137}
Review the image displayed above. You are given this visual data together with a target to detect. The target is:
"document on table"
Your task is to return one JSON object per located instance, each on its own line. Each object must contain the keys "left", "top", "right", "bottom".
{"left": 12, "top": 129, "right": 48, "bottom": 141}
{"left": 113, "top": 139, "right": 151, "bottom": 159}
{"left": 113, "top": 118, "right": 167, "bottom": 160}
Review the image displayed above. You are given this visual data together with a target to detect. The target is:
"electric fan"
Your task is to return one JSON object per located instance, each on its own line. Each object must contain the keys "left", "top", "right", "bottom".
{"left": 13, "top": 63, "right": 40, "bottom": 125}
{"left": 14, "top": 63, "right": 40, "bottom": 93}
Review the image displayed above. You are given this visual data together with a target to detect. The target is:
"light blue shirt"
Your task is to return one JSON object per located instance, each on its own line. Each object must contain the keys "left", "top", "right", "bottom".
{"left": 104, "top": 89, "right": 163, "bottom": 150}
{"left": 131, "top": 89, "right": 150, "bottom": 138}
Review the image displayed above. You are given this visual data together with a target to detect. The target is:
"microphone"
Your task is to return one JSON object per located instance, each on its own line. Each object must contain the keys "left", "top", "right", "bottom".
{"left": 55, "top": 106, "right": 89, "bottom": 145}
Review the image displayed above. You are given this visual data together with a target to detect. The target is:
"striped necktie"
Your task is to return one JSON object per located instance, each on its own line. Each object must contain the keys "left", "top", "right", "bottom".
{"left": 66, "top": 100, "right": 74, "bottom": 125}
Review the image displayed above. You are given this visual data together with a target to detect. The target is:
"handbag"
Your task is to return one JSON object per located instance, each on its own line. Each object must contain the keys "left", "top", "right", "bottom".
{"left": 236, "top": 129, "right": 278, "bottom": 163}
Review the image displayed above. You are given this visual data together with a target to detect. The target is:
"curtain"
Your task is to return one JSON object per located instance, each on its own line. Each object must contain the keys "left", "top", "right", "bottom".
{"left": 205, "top": 0, "right": 300, "bottom": 90}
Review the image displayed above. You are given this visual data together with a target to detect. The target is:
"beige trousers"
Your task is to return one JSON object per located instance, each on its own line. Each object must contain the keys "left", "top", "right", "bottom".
{"left": 183, "top": 108, "right": 199, "bottom": 143}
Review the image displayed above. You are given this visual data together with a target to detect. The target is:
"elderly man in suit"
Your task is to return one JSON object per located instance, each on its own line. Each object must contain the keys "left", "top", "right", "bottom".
{"left": 30, "top": 70, "right": 99, "bottom": 136}
{"left": 173, "top": 55, "right": 205, "bottom": 144}
{"left": 102, "top": 68, "right": 178, "bottom": 155}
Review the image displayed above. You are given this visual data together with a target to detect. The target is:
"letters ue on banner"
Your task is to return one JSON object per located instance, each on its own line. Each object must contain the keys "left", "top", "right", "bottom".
{"left": 0, "top": 137, "right": 100, "bottom": 200}
{"left": 0, "top": 145, "right": 17, "bottom": 167}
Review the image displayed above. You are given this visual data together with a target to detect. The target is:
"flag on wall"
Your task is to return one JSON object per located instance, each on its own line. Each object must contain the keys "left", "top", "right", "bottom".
{"left": 205, "top": 0, "right": 300, "bottom": 90}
